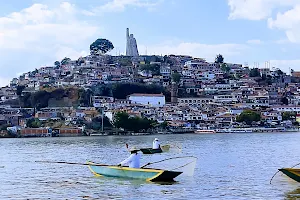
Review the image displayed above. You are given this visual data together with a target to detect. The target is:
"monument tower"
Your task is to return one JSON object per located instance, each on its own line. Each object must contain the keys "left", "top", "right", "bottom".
{"left": 126, "top": 28, "right": 139, "bottom": 57}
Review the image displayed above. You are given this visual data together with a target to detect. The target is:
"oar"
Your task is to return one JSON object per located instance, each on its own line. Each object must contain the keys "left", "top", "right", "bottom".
{"left": 35, "top": 161, "right": 109, "bottom": 167}
{"left": 141, "top": 156, "right": 197, "bottom": 168}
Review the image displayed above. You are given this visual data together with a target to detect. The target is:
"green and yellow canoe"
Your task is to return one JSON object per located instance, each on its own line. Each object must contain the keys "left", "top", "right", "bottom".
{"left": 87, "top": 161, "right": 182, "bottom": 182}
{"left": 279, "top": 168, "right": 300, "bottom": 183}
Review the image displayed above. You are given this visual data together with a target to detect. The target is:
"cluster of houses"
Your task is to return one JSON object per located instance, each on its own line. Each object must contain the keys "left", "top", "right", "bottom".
{"left": 1, "top": 54, "right": 300, "bottom": 136}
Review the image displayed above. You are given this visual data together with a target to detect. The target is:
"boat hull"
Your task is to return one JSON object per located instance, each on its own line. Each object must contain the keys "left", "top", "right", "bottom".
{"left": 140, "top": 145, "right": 170, "bottom": 154}
{"left": 279, "top": 168, "right": 300, "bottom": 183}
{"left": 87, "top": 162, "right": 182, "bottom": 182}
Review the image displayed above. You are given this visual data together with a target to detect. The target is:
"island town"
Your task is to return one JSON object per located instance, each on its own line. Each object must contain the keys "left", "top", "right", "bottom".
{"left": 1, "top": 28, "right": 300, "bottom": 138}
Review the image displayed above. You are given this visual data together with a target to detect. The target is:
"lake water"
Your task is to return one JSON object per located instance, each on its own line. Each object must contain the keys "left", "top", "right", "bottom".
{"left": 0, "top": 133, "right": 300, "bottom": 200}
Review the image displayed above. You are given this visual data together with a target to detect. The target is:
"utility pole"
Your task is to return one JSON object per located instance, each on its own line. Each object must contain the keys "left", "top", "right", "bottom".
{"left": 101, "top": 108, "right": 104, "bottom": 132}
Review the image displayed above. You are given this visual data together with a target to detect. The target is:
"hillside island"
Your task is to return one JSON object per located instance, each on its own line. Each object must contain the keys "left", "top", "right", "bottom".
{"left": 1, "top": 28, "right": 300, "bottom": 138}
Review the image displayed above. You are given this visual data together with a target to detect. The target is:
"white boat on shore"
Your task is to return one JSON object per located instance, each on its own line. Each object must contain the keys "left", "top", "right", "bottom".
{"left": 194, "top": 129, "right": 216, "bottom": 134}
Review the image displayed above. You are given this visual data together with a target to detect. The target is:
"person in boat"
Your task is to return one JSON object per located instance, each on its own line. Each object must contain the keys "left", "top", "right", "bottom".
{"left": 152, "top": 138, "right": 161, "bottom": 150}
{"left": 118, "top": 147, "right": 141, "bottom": 168}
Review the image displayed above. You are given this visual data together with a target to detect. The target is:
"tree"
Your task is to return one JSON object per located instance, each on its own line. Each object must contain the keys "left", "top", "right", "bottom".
{"left": 111, "top": 83, "right": 167, "bottom": 100}
{"left": 79, "top": 89, "right": 93, "bottom": 107}
{"left": 139, "top": 64, "right": 160, "bottom": 76}
{"left": 26, "top": 118, "right": 41, "bottom": 128}
{"left": 54, "top": 61, "right": 61, "bottom": 67}
{"left": 221, "top": 63, "right": 231, "bottom": 73}
{"left": 282, "top": 112, "right": 296, "bottom": 121}
{"left": 61, "top": 57, "right": 71, "bottom": 65}
{"left": 113, "top": 112, "right": 130, "bottom": 130}
{"left": 236, "top": 110, "right": 261, "bottom": 125}
{"left": 276, "top": 69, "right": 284, "bottom": 76}
{"left": 249, "top": 68, "right": 261, "bottom": 77}
{"left": 30, "top": 90, "right": 51, "bottom": 110}
{"left": 215, "top": 54, "right": 224, "bottom": 63}
{"left": 172, "top": 72, "right": 181, "bottom": 83}
{"left": 113, "top": 112, "right": 155, "bottom": 132}
{"left": 90, "top": 83, "right": 112, "bottom": 97}
{"left": 281, "top": 97, "right": 289, "bottom": 105}
{"left": 87, "top": 116, "right": 112, "bottom": 130}
{"left": 90, "top": 38, "right": 114, "bottom": 55}
{"left": 16, "top": 85, "right": 26, "bottom": 96}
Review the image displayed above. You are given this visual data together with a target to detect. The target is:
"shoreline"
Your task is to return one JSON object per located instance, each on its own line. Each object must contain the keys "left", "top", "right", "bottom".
{"left": 1, "top": 128, "right": 299, "bottom": 139}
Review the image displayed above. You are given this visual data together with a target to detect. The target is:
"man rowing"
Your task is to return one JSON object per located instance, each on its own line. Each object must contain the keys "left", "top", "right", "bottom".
{"left": 118, "top": 147, "right": 141, "bottom": 168}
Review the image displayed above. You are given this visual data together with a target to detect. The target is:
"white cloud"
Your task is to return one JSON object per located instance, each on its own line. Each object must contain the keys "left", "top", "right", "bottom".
{"left": 228, "top": 0, "right": 300, "bottom": 43}
{"left": 83, "top": 0, "right": 162, "bottom": 15}
{"left": 228, "top": 0, "right": 300, "bottom": 20}
{"left": 138, "top": 41, "right": 246, "bottom": 62}
{"left": 247, "top": 39, "right": 263, "bottom": 44}
{"left": 0, "top": 2, "right": 100, "bottom": 86}
{"left": 268, "top": 5, "right": 300, "bottom": 43}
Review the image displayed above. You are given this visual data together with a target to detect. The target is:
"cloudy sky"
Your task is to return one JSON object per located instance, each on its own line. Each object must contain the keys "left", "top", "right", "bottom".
{"left": 1, "top": 0, "right": 300, "bottom": 86}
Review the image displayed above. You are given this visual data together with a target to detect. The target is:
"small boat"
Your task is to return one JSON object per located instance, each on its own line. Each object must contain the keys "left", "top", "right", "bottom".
{"left": 87, "top": 161, "right": 182, "bottom": 182}
{"left": 194, "top": 129, "right": 216, "bottom": 134}
{"left": 140, "top": 145, "right": 170, "bottom": 154}
{"left": 279, "top": 168, "right": 300, "bottom": 183}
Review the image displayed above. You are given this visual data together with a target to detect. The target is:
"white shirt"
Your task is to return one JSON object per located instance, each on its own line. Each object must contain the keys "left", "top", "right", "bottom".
{"left": 152, "top": 140, "right": 160, "bottom": 149}
{"left": 120, "top": 153, "right": 141, "bottom": 168}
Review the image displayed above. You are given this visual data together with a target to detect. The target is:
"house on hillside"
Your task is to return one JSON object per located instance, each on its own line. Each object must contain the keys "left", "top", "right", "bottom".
{"left": 127, "top": 93, "right": 166, "bottom": 107}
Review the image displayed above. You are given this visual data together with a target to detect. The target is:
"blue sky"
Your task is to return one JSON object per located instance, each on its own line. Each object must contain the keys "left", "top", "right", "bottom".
{"left": 1, "top": 0, "right": 300, "bottom": 86}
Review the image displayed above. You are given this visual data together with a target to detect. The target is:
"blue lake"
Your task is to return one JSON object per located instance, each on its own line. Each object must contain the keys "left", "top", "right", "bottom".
{"left": 0, "top": 133, "right": 299, "bottom": 199}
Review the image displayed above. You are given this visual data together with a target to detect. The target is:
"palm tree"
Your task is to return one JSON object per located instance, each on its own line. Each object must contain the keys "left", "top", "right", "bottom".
{"left": 215, "top": 54, "right": 224, "bottom": 64}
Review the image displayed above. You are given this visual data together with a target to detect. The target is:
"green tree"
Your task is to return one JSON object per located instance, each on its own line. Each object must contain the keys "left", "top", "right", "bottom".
{"left": 281, "top": 97, "right": 289, "bottom": 105}
{"left": 90, "top": 38, "right": 114, "bottom": 55}
{"left": 249, "top": 68, "right": 261, "bottom": 77}
{"left": 26, "top": 118, "right": 41, "bottom": 128}
{"left": 159, "top": 121, "right": 169, "bottom": 129}
{"left": 139, "top": 64, "right": 160, "bottom": 76}
{"left": 172, "top": 72, "right": 181, "bottom": 83}
{"left": 30, "top": 90, "right": 51, "bottom": 110}
{"left": 16, "top": 85, "right": 26, "bottom": 96}
{"left": 113, "top": 112, "right": 155, "bottom": 132}
{"left": 87, "top": 116, "right": 112, "bottom": 130}
{"left": 236, "top": 110, "right": 261, "bottom": 125}
{"left": 282, "top": 112, "right": 296, "bottom": 121}
{"left": 221, "top": 63, "right": 231, "bottom": 73}
{"left": 215, "top": 54, "right": 224, "bottom": 63}
{"left": 54, "top": 61, "right": 61, "bottom": 67}
{"left": 61, "top": 57, "right": 71, "bottom": 65}
{"left": 78, "top": 89, "right": 93, "bottom": 106}
{"left": 113, "top": 112, "right": 130, "bottom": 130}
{"left": 90, "top": 83, "right": 112, "bottom": 97}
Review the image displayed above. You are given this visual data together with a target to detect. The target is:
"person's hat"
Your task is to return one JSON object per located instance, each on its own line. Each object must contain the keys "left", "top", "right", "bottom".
{"left": 155, "top": 138, "right": 159, "bottom": 141}
{"left": 130, "top": 147, "right": 139, "bottom": 152}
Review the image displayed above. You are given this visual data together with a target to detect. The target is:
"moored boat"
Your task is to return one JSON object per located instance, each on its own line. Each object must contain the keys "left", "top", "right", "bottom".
{"left": 194, "top": 129, "right": 216, "bottom": 134}
{"left": 87, "top": 161, "right": 182, "bottom": 182}
{"left": 279, "top": 168, "right": 300, "bottom": 183}
{"left": 140, "top": 145, "right": 170, "bottom": 154}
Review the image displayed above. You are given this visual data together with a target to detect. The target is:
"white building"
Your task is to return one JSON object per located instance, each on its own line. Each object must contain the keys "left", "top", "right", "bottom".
{"left": 127, "top": 93, "right": 165, "bottom": 107}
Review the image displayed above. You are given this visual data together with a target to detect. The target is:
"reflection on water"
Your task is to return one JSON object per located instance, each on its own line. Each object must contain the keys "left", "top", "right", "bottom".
{"left": 0, "top": 133, "right": 300, "bottom": 199}
{"left": 284, "top": 188, "right": 300, "bottom": 200}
